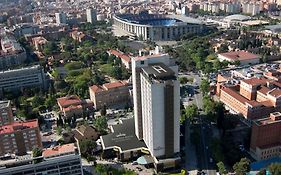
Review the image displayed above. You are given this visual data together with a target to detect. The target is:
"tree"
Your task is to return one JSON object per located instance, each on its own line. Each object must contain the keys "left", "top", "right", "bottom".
{"left": 94, "top": 116, "right": 108, "bottom": 134}
{"left": 32, "top": 147, "right": 43, "bottom": 164}
{"left": 185, "top": 104, "right": 199, "bottom": 123}
{"left": 200, "top": 79, "right": 210, "bottom": 96}
{"left": 100, "top": 105, "right": 107, "bottom": 116}
{"left": 217, "top": 161, "right": 227, "bottom": 175}
{"left": 233, "top": 158, "right": 250, "bottom": 175}
{"left": 268, "top": 163, "right": 281, "bottom": 175}
{"left": 79, "top": 140, "right": 97, "bottom": 160}
{"left": 203, "top": 96, "right": 215, "bottom": 116}
{"left": 215, "top": 102, "right": 225, "bottom": 129}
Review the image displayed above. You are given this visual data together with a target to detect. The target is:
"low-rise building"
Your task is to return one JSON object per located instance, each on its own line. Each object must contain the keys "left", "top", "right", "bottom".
{"left": 0, "top": 100, "right": 13, "bottom": 126}
{"left": 0, "top": 143, "right": 83, "bottom": 175}
{"left": 57, "top": 95, "right": 93, "bottom": 118}
{"left": 0, "top": 65, "right": 48, "bottom": 97}
{"left": 250, "top": 112, "right": 281, "bottom": 161}
{"left": 0, "top": 119, "right": 42, "bottom": 156}
{"left": 89, "top": 81, "right": 130, "bottom": 110}
{"left": 218, "top": 50, "right": 260, "bottom": 66}
{"left": 73, "top": 125, "right": 99, "bottom": 146}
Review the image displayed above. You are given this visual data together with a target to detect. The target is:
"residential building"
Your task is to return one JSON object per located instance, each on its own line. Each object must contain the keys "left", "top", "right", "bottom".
{"left": 0, "top": 119, "right": 42, "bottom": 156}
{"left": 218, "top": 51, "right": 260, "bottom": 66}
{"left": 0, "top": 143, "right": 83, "bottom": 175}
{"left": 69, "top": 30, "right": 95, "bottom": 43}
{"left": 0, "top": 32, "right": 27, "bottom": 70}
{"left": 0, "top": 65, "right": 47, "bottom": 97}
{"left": 132, "top": 53, "right": 180, "bottom": 170}
{"left": 57, "top": 95, "right": 93, "bottom": 118}
{"left": 250, "top": 112, "right": 281, "bottom": 161}
{"left": 0, "top": 100, "right": 13, "bottom": 126}
{"left": 55, "top": 12, "right": 67, "bottom": 25}
{"left": 107, "top": 49, "right": 131, "bottom": 69}
{"left": 89, "top": 81, "right": 130, "bottom": 110}
{"left": 86, "top": 8, "right": 97, "bottom": 24}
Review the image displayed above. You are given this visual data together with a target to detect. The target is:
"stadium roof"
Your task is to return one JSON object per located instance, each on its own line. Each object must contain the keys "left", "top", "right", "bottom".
{"left": 224, "top": 14, "right": 251, "bottom": 22}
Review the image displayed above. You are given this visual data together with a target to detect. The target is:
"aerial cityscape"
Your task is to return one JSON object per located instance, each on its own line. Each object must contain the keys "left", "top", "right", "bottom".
{"left": 0, "top": 0, "right": 281, "bottom": 175}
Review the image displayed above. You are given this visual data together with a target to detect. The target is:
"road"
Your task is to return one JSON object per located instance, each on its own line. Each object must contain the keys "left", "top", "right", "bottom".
{"left": 180, "top": 72, "right": 216, "bottom": 174}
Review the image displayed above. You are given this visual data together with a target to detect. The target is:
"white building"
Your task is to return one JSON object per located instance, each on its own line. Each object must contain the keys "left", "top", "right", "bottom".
{"left": 55, "top": 12, "right": 67, "bottom": 24}
{"left": 0, "top": 144, "right": 83, "bottom": 175}
{"left": 132, "top": 52, "right": 180, "bottom": 159}
{"left": 0, "top": 65, "right": 47, "bottom": 96}
{"left": 86, "top": 8, "right": 97, "bottom": 24}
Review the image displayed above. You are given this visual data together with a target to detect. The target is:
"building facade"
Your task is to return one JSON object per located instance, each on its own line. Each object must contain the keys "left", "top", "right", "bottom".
{"left": 0, "top": 119, "right": 42, "bottom": 156}
{"left": 0, "top": 143, "right": 83, "bottom": 175}
{"left": 89, "top": 81, "right": 130, "bottom": 110}
{"left": 0, "top": 65, "right": 47, "bottom": 96}
{"left": 132, "top": 53, "right": 180, "bottom": 159}
{"left": 86, "top": 8, "right": 97, "bottom": 24}
{"left": 250, "top": 112, "right": 281, "bottom": 161}
{"left": 0, "top": 100, "right": 13, "bottom": 126}
{"left": 55, "top": 12, "right": 67, "bottom": 24}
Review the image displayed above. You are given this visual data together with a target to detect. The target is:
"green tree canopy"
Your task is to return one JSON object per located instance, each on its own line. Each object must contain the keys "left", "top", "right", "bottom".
{"left": 217, "top": 161, "right": 227, "bottom": 175}
{"left": 94, "top": 116, "right": 108, "bottom": 134}
{"left": 200, "top": 79, "right": 210, "bottom": 96}
{"left": 233, "top": 158, "right": 250, "bottom": 175}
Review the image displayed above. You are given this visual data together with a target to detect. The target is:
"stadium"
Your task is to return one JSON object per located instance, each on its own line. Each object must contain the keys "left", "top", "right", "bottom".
{"left": 113, "top": 13, "right": 205, "bottom": 41}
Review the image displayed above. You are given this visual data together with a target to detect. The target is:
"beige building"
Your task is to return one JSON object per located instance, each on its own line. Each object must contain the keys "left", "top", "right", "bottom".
{"left": 57, "top": 95, "right": 93, "bottom": 118}
{"left": 0, "top": 119, "right": 42, "bottom": 156}
{"left": 89, "top": 81, "right": 130, "bottom": 110}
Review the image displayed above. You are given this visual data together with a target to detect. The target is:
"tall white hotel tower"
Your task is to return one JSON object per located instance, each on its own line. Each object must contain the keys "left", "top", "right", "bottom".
{"left": 132, "top": 50, "right": 180, "bottom": 161}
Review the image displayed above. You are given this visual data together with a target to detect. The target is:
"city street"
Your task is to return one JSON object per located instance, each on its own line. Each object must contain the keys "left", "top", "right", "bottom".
{"left": 180, "top": 72, "right": 216, "bottom": 174}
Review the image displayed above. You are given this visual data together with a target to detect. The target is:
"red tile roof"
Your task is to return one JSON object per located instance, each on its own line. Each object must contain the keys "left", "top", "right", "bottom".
{"left": 133, "top": 53, "right": 167, "bottom": 61}
{"left": 42, "top": 143, "right": 75, "bottom": 158}
{"left": 0, "top": 120, "right": 38, "bottom": 134}
{"left": 268, "top": 88, "right": 281, "bottom": 98}
{"left": 103, "top": 81, "right": 127, "bottom": 90}
{"left": 241, "top": 78, "right": 268, "bottom": 86}
{"left": 108, "top": 50, "right": 131, "bottom": 63}
{"left": 57, "top": 95, "right": 81, "bottom": 108}
{"left": 219, "top": 51, "right": 259, "bottom": 61}
{"left": 258, "top": 86, "right": 271, "bottom": 95}
{"left": 221, "top": 86, "right": 260, "bottom": 107}
{"left": 90, "top": 81, "right": 128, "bottom": 93}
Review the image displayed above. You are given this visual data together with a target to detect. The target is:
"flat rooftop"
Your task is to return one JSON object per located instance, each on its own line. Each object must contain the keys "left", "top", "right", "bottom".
{"left": 142, "top": 63, "right": 175, "bottom": 80}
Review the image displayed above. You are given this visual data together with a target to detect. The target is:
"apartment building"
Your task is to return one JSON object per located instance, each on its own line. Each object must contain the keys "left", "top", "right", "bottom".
{"left": 0, "top": 32, "right": 27, "bottom": 70}
{"left": 132, "top": 53, "right": 180, "bottom": 171}
{"left": 250, "top": 112, "right": 281, "bottom": 161}
{"left": 0, "top": 65, "right": 47, "bottom": 96}
{"left": 89, "top": 81, "right": 130, "bottom": 110}
{"left": 0, "top": 119, "right": 42, "bottom": 156}
{"left": 0, "top": 100, "right": 13, "bottom": 126}
{"left": 57, "top": 95, "right": 93, "bottom": 118}
{"left": 0, "top": 143, "right": 83, "bottom": 175}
